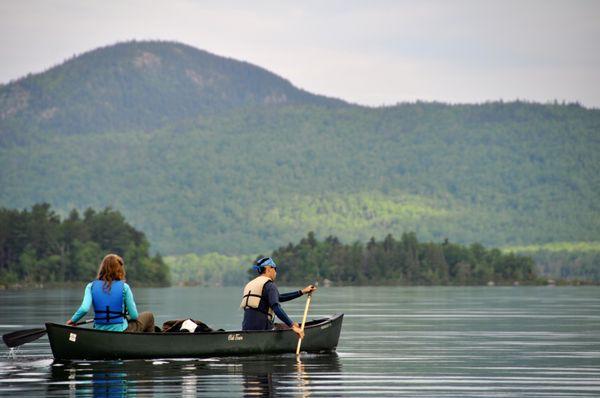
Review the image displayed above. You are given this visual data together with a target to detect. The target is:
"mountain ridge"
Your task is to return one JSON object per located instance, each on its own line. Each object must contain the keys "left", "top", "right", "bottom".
{"left": 0, "top": 40, "right": 345, "bottom": 144}
{"left": 0, "top": 41, "right": 599, "bottom": 256}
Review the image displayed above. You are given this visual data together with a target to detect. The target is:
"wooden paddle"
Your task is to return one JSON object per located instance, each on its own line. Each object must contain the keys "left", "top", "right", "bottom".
{"left": 2, "top": 319, "right": 93, "bottom": 348}
{"left": 296, "top": 291, "right": 313, "bottom": 356}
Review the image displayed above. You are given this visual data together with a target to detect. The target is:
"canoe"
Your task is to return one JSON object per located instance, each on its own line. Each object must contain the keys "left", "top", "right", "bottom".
{"left": 46, "top": 314, "right": 343, "bottom": 360}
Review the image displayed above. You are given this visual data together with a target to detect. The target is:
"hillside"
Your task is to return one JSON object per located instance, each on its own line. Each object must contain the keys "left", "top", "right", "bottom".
{"left": 1, "top": 41, "right": 599, "bottom": 257}
{"left": 0, "top": 40, "right": 342, "bottom": 144}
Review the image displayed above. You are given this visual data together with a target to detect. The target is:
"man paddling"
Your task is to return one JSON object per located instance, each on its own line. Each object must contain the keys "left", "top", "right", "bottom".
{"left": 240, "top": 257, "right": 316, "bottom": 338}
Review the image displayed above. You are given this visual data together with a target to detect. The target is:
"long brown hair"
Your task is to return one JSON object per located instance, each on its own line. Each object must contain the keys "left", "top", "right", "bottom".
{"left": 97, "top": 254, "right": 126, "bottom": 290}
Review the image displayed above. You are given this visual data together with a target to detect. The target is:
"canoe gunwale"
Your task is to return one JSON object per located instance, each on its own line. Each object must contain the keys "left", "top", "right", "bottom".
{"left": 46, "top": 313, "right": 343, "bottom": 336}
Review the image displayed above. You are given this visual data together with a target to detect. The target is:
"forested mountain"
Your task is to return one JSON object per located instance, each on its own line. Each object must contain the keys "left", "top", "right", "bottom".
{"left": 0, "top": 41, "right": 341, "bottom": 145}
{"left": 1, "top": 41, "right": 599, "bottom": 259}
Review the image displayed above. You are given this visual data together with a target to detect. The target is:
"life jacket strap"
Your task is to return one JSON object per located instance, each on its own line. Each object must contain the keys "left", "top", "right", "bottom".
{"left": 94, "top": 305, "right": 127, "bottom": 322}
{"left": 243, "top": 292, "right": 262, "bottom": 309}
{"left": 245, "top": 306, "right": 274, "bottom": 321}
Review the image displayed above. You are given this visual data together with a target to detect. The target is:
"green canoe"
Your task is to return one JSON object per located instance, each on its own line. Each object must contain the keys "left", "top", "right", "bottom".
{"left": 46, "top": 314, "right": 343, "bottom": 360}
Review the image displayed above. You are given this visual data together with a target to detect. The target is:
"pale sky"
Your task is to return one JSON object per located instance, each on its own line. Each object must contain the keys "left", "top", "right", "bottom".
{"left": 1, "top": 0, "right": 599, "bottom": 108}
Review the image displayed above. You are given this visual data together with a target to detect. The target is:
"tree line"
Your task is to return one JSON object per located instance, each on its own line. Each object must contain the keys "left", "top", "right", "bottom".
{"left": 0, "top": 203, "right": 169, "bottom": 286}
{"left": 270, "top": 232, "right": 538, "bottom": 285}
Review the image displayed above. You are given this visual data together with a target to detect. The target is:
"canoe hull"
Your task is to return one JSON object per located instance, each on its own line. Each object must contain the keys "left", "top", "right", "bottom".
{"left": 46, "top": 314, "right": 343, "bottom": 360}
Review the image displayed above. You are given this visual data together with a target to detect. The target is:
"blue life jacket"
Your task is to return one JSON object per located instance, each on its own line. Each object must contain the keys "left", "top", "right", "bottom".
{"left": 91, "top": 280, "right": 125, "bottom": 324}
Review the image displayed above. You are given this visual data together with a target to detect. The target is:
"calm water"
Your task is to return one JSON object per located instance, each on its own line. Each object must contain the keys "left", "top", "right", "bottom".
{"left": 0, "top": 286, "right": 599, "bottom": 397}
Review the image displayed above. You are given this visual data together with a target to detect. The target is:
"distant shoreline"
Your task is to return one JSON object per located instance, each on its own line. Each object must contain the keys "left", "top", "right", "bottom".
{"left": 1, "top": 279, "right": 597, "bottom": 290}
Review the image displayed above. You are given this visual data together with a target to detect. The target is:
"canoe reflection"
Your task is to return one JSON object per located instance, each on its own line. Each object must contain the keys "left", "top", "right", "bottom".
{"left": 48, "top": 354, "right": 341, "bottom": 397}
{"left": 240, "top": 356, "right": 341, "bottom": 397}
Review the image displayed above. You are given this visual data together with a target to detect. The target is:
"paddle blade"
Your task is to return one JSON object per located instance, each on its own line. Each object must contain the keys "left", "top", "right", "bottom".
{"left": 2, "top": 328, "right": 47, "bottom": 348}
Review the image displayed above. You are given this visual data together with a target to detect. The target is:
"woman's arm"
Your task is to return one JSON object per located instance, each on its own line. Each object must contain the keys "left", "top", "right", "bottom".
{"left": 123, "top": 283, "right": 139, "bottom": 320}
{"left": 69, "top": 283, "right": 93, "bottom": 323}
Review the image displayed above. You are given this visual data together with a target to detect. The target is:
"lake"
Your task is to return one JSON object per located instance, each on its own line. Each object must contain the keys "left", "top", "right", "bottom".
{"left": 1, "top": 286, "right": 599, "bottom": 397}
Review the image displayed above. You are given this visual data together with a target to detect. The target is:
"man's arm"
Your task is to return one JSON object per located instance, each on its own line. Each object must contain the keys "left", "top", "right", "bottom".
{"left": 266, "top": 282, "right": 304, "bottom": 338}
{"left": 279, "top": 290, "right": 302, "bottom": 302}
{"left": 280, "top": 284, "right": 317, "bottom": 302}
{"left": 272, "top": 303, "right": 294, "bottom": 326}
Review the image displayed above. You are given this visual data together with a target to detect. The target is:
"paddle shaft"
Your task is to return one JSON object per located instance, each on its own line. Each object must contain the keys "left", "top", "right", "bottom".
{"left": 296, "top": 292, "right": 312, "bottom": 355}
{"left": 2, "top": 319, "right": 93, "bottom": 348}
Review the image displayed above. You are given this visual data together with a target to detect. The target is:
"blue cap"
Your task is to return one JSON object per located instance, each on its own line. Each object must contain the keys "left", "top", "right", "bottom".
{"left": 253, "top": 257, "right": 277, "bottom": 272}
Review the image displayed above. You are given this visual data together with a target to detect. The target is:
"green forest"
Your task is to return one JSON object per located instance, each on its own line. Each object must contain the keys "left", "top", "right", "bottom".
{"left": 0, "top": 204, "right": 170, "bottom": 286}
{"left": 271, "top": 232, "right": 537, "bottom": 286}
{"left": 166, "top": 252, "right": 251, "bottom": 287}
{"left": 0, "top": 204, "right": 593, "bottom": 286}
{"left": 2, "top": 102, "right": 599, "bottom": 257}
{"left": 166, "top": 232, "right": 538, "bottom": 286}
{"left": 502, "top": 242, "right": 600, "bottom": 282}
{"left": 1, "top": 41, "right": 599, "bottom": 280}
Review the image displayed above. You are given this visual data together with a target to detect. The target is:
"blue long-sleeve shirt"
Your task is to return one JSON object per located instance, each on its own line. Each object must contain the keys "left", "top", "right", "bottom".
{"left": 70, "top": 282, "right": 139, "bottom": 331}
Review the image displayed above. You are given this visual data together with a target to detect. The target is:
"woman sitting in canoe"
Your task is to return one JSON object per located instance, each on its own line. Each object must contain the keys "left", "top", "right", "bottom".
{"left": 240, "top": 257, "right": 316, "bottom": 338}
{"left": 66, "top": 254, "right": 155, "bottom": 332}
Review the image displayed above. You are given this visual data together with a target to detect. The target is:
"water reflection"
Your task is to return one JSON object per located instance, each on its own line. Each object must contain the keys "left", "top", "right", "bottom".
{"left": 292, "top": 360, "right": 309, "bottom": 398}
{"left": 49, "top": 362, "right": 131, "bottom": 397}
{"left": 44, "top": 354, "right": 341, "bottom": 397}
{"left": 242, "top": 372, "right": 272, "bottom": 397}
{"left": 237, "top": 354, "right": 341, "bottom": 397}
{"left": 238, "top": 355, "right": 342, "bottom": 397}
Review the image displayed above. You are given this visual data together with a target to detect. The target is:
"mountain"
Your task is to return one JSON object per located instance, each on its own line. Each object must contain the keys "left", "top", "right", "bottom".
{"left": 1, "top": 41, "right": 599, "bottom": 256}
{"left": 0, "top": 40, "right": 342, "bottom": 144}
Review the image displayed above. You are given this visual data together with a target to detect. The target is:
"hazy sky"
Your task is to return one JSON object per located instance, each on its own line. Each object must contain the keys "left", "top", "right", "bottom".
{"left": 1, "top": 0, "right": 599, "bottom": 107}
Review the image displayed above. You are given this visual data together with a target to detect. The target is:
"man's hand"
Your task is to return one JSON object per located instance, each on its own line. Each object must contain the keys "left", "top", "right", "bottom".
{"left": 66, "top": 319, "right": 76, "bottom": 326}
{"left": 301, "top": 284, "right": 317, "bottom": 295}
{"left": 291, "top": 322, "right": 305, "bottom": 339}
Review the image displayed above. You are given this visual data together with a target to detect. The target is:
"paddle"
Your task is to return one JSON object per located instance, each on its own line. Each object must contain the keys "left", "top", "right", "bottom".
{"left": 2, "top": 319, "right": 93, "bottom": 348}
{"left": 296, "top": 291, "right": 313, "bottom": 356}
